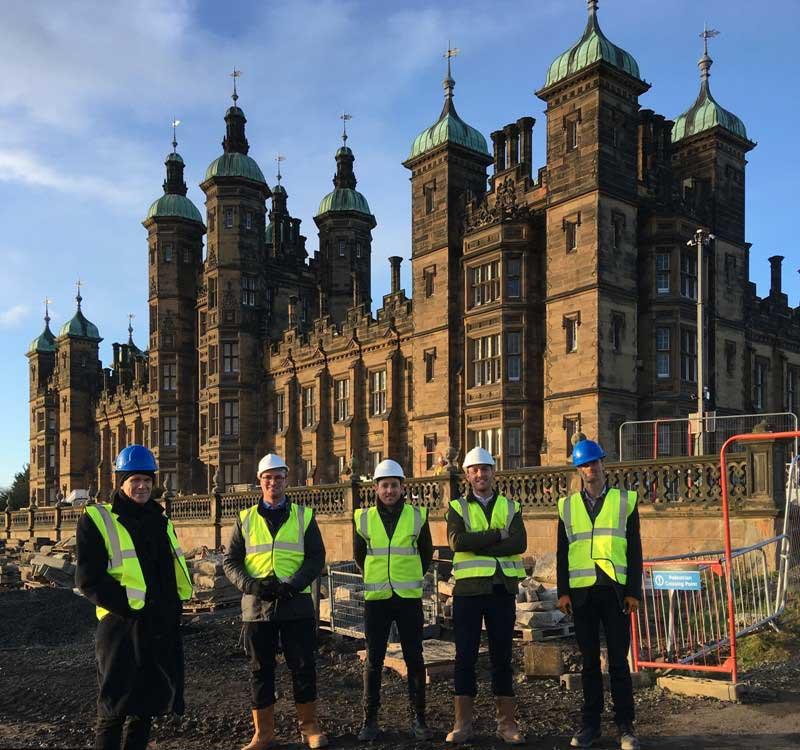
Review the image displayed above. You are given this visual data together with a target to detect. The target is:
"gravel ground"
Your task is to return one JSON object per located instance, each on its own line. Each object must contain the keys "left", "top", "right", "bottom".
{"left": 0, "top": 588, "right": 798, "bottom": 749}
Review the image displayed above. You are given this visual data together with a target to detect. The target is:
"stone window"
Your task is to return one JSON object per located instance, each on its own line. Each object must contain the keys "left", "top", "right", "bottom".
{"left": 356, "top": 241, "right": 362, "bottom": 259}
{"left": 223, "top": 463, "right": 240, "bottom": 486}
{"left": 680, "top": 328, "right": 697, "bottom": 382}
{"left": 209, "top": 345, "right": 218, "bottom": 375}
{"left": 302, "top": 386, "right": 316, "bottom": 428}
{"left": 786, "top": 366, "right": 798, "bottom": 413}
{"left": 241, "top": 277, "right": 257, "bottom": 306}
{"left": 208, "top": 277, "right": 217, "bottom": 309}
{"left": 423, "top": 181, "right": 436, "bottom": 214}
{"left": 334, "top": 379, "right": 350, "bottom": 422}
{"left": 656, "top": 327, "right": 671, "bottom": 378}
{"left": 245, "top": 211, "right": 253, "bottom": 230}
{"left": 471, "top": 260, "right": 500, "bottom": 307}
{"left": 752, "top": 358, "right": 768, "bottom": 411}
{"left": 369, "top": 451, "right": 383, "bottom": 476}
{"left": 506, "top": 331, "right": 521, "bottom": 381}
{"left": 163, "top": 243, "right": 173, "bottom": 263}
{"left": 424, "top": 348, "right": 436, "bottom": 382}
{"left": 506, "top": 426, "right": 522, "bottom": 469}
{"left": 338, "top": 240, "right": 346, "bottom": 258}
{"left": 469, "top": 427, "right": 501, "bottom": 459}
{"left": 611, "top": 313, "right": 625, "bottom": 353}
{"left": 423, "top": 266, "right": 436, "bottom": 298}
{"left": 564, "top": 218, "right": 579, "bottom": 253}
{"left": 370, "top": 370, "right": 387, "bottom": 416}
{"left": 37, "top": 411, "right": 45, "bottom": 432}
{"left": 565, "top": 116, "right": 579, "bottom": 151}
{"left": 274, "top": 392, "right": 285, "bottom": 433}
{"left": 471, "top": 334, "right": 501, "bottom": 386}
{"left": 725, "top": 341, "right": 736, "bottom": 376}
{"left": 564, "top": 314, "right": 579, "bottom": 353}
{"left": 183, "top": 248, "right": 191, "bottom": 264}
{"left": 162, "top": 416, "right": 177, "bottom": 447}
{"left": 47, "top": 443, "right": 55, "bottom": 468}
{"left": 656, "top": 251, "right": 671, "bottom": 294}
{"left": 161, "top": 471, "right": 176, "bottom": 492}
{"left": 199, "top": 311, "right": 207, "bottom": 337}
{"left": 222, "top": 342, "right": 239, "bottom": 373}
{"left": 199, "top": 360, "right": 207, "bottom": 389}
{"left": 612, "top": 212, "right": 625, "bottom": 250}
{"left": 563, "top": 415, "right": 580, "bottom": 458}
{"left": 162, "top": 363, "right": 177, "bottom": 391}
{"left": 506, "top": 257, "right": 521, "bottom": 298}
{"left": 200, "top": 413, "right": 207, "bottom": 445}
{"left": 424, "top": 434, "right": 437, "bottom": 471}
{"left": 338, "top": 455, "right": 346, "bottom": 475}
{"left": 224, "top": 208, "right": 234, "bottom": 229}
{"left": 222, "top": 400, "right": 239, "bottom": 436}
{"left": 680, "top": 251, "right": 697, "bottom": 299}
{"left": 209, "top": 403, "right": 218, "bottom": 437}
{"left": 48, "top": 410, "right": 56, "bottom": 430}
{"left": 37, "top": 445, "right": 45, "bottom": 469}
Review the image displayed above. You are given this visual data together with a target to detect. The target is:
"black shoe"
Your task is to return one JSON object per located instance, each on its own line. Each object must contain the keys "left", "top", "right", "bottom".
{"left": 617, "top": 722, "right": 640, "bottom": 750}
{"left": 358, "top": 718, "right": 380, "bottom": 741}
{"left": 412, "top": 715, "right": 432, "bottom": 740}
{"left": 570, "top": 724, "right": 602, "bottom": 748}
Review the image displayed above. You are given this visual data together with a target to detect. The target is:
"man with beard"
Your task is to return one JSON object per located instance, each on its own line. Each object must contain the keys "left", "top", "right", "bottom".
{"left": 76, "top": 445, "right": 193, "bottom": 750}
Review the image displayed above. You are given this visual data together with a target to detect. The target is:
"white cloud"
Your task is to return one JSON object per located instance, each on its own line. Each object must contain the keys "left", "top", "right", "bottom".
{"left": 0, "top": 304, "right": 30, "bottom": 329}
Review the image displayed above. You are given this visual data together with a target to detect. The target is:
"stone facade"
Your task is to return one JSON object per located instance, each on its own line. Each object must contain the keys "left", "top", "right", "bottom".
{"left": 26, "top": 6, "right": 800, "bottom": 503}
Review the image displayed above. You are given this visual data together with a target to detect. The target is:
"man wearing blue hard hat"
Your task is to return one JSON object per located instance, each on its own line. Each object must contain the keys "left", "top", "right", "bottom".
{"left": 557, "top": 438, "right": 642, "bottom": 750}
{"left": 76, "top": 444, "right": 193, "bottom": 750}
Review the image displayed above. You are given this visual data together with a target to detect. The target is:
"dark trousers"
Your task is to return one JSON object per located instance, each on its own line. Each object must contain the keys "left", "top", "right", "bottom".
{"left": 453, "top": 587, "right": 516, "bottom": 697}
{"left": 244, "top": 618, "right": 318, "bottom": 708}
{"left": 363, "top": 596, "right": 426, "bottom": 719}
{"left": 573, "top": 586, "right": 635, "bottom": 728}
{"left": 95, "top": 714, "right": 152, "bottom": 750}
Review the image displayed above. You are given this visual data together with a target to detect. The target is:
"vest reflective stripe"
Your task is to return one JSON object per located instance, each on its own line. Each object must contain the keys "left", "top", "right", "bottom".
{"left": 450, "top": 495, "right": 526, "bottom": 580}
{"left": 558, "top": 489, "right": 636, "bottom": 589}
{"left": 85, "top": 503, "right": 193, "bottom": 621}
{"left": 354, "top": 504, "right": 427, "bottom": 600}
{"left": 240, "top": 503, "right": 312, "bottom": 593}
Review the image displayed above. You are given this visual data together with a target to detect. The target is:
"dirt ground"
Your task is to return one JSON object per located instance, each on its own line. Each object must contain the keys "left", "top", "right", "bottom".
{"left": 1, "top": 588, "right": 798, "bottom": 750}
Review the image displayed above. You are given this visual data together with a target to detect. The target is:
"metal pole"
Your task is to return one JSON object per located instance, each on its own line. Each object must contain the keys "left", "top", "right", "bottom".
{"left": 695, "top": 229, "right": 705, "bottom": 457}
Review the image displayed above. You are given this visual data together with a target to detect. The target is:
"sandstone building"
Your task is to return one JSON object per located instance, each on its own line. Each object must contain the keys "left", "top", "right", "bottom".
{"left": 27, "top": 3, "right": 800, "bottom": 503}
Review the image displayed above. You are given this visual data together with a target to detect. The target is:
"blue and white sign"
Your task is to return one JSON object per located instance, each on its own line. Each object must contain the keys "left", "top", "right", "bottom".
{"left": 651, "top": 570, "right": 702, "bottom": 591}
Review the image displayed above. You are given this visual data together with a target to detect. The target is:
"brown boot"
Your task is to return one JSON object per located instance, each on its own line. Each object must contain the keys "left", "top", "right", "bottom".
{"left": 445, "top": 696, "right": 474, "bottom": 744}
{"left": 242, "top": 706, "right": 275, "bottom": 750}
{"left": 495, "top": 696, "right": 525, "bottom": 745}
{"left": 296, "top": 701, "right": 328, "bottom": 748}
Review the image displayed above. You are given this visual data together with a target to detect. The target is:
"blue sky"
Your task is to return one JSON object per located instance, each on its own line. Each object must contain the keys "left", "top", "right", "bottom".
{"left": 1, "top": 0, "right": 798, "bottom": 487}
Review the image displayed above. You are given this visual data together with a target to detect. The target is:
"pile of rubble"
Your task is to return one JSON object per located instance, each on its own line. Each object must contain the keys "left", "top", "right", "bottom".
{"left": 183, "top": 549, "right": 240, "bottom": 612}
{"left": 0, "top": 536, "right": 77, "bottom": 590}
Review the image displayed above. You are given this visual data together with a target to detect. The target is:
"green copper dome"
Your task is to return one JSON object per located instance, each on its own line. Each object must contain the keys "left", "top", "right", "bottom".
{"left": 28, "top": 321, "right": 56, "bottom": 355}
{"left": 204, "top": 152, "right": 267, "bottom": 184}
{"left": 146, "top": 193, "right": 203, "bottom": 223}
{"left": 544, "top": 2, "right": 640, "bottom": 89}
{"left": 672, "top": 51, "right": 748, "bottom": 143}
{"left": 59, "top": 303, "right": 101, "bottom": 341}
{"left": 316, "top": 187, "right": 372, "bottom": 217}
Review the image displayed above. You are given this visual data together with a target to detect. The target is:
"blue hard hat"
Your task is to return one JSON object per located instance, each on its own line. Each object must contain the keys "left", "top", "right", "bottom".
{"left": 571, "top": 439, "right": 606, "bottom": 467}
{"left": 115, "top": 445, "right": 158, "bottom": 473}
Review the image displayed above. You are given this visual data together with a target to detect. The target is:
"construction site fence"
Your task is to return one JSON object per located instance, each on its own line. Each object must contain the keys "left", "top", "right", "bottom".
{"left": 326, "top": 561, "right": 439, "bottom": 639}
{"left": 619, "top": 412, "right": 798, "bottom": 462}
{"left": 632, "top": 433, "right": 800, "bottom": 684}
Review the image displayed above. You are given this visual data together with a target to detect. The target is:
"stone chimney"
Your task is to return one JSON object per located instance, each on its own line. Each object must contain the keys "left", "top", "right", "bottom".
{"left": 491, "top": 130, "right": 506, "bottom": 172}
{"left": 503, "top": 123, "right": 519, "bottom": 168}
{"left": 769, "top": 255, "right": 784, "bottom": 296}
{"left": 288, "top": 295, "right": 298, "bottom": 328}
{"left": 388, "top": 256, "right": 402, "bottom": 293}
{"left": 517, "top": 116, "right": 535, "bottom": 176}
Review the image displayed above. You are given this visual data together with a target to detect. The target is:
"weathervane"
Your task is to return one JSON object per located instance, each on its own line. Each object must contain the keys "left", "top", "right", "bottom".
{"left": 230, "top": 68, "right": 242, "bottom": 104}
{"left": 700, "top": 24, "right": 720, "bottom": 56}
{"left": 44, "top": 297, "right": 52, "bottom": 325}
{"left": 444, "top": 41, "right": 459, "bottom": 78}
{"left": 340, "top": 112, "right": 352, "bottom": 146}
{"left": 75, "top": 278, "right": 83, "bottom": 309}
{"left": 127, "top": 313, "right": 135, "bottom": 337}
{"left": 275, "top": 154, "right": 285, "bottom": 184}
{"left": 171, "top": 119, "right": 181, "bottom": 151}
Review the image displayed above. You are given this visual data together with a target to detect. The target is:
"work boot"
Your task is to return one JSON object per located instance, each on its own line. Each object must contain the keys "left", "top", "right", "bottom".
{"left": 412, "top": 714, "right": 432, "bottom": 740}
{"left": 495, "top": 696, "right": 525, "bottom": 745}
{"left": 617, "top": 722, "right": 640, "bottom": 750}
{"left": 296, "top": 701, "right": 328, "bottom": 748}
{"left": 445, "top": 696, "right": 474, "bottom": 744}
{"left": 242, "top": 706, "right": 275, "bottom": 750}
{"left": 358, "top": 712, "right": 380, "bottom": 742}
{"left": 570, "top": 723, "right": 601, "bottom": 748}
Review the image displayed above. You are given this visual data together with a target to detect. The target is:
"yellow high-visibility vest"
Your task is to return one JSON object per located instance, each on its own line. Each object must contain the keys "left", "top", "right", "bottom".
{"left": 449, "top": 495, "right": 526, "bottom": 580}
{"left": 85, "top": 503, "right": 193, "bottom": 621}
{"left": 557, "top": 488, "right": 636, "bottom": 588}
{"left": 354, "top": 503, "right": 427, "bottom": 600}
{"left": 240, "top": 502, "right": 313, "bottom": 593}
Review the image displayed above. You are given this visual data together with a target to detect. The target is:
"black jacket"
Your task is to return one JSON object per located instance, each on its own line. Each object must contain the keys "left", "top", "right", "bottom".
{"left": 446, "top": 490, "right": 527, "bottom": 596}
{"left": 76, "top": 491, "right": 186, "bottom": 718}
{"left": 353, "top": 497, "right": 434, "bottom": 573}
{"left": 223, "top": 499, "right": 326, "bottom": 622}
{"left": 556, "top": 487, "right": 643, "bottom": 606}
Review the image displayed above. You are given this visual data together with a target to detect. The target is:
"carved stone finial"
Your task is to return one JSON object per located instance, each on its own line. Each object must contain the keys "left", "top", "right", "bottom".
{"left": 212, "top": 467, "right": 225, "bottom": 494}
{"left": 571, "top": 431, "right": 587, "bottom": 447}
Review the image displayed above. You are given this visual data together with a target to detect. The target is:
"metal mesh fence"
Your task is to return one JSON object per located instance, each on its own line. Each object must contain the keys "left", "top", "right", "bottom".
{"left": 620, "top": 412, "right": 798, "bottom": 461}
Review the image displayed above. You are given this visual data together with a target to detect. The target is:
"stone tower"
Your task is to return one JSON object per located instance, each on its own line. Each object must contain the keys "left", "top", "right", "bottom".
{"left": 142, "top": 138, "right": 206, "bottom": 492}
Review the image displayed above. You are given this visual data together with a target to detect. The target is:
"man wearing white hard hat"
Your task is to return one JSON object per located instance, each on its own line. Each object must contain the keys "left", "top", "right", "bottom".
{"left": 353, "top": 458, "right": 433, "bottom": 741}
{"left": 224, "top": 454, "right": 327, "bottom": 750}
{"left": 445, "top": 446, "right": 527, "bottom": 745}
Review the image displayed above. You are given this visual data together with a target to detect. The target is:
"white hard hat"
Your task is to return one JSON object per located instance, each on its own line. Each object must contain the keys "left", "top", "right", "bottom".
{"left": 373, "top": 459, "right": 405, "bottom": 480}
{"left": 257, "top": 453, "right": 288, "bottom": 476}
{"left": 462, "top": 446, "right": 495, "bottom": 470}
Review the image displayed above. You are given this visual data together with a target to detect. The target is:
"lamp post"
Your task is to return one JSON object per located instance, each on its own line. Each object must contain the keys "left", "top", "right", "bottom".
{"left": 686, "top": 228, "right": 715, "bottom": 455}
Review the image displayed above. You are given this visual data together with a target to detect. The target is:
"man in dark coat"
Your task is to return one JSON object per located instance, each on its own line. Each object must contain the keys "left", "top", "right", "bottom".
{"left": 76, "top": 445, "right": 193, "bottom": 750}
{"left": 224, "top": 453, "right": 327, "bottom": 750}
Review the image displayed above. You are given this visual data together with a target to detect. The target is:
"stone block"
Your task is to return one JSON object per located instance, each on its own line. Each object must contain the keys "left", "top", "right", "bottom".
{"left": 524, "top": 643, "right": 564, "bottom": 678}
{"left": 657, "top": 675, "right": 744, "bottom": 702}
